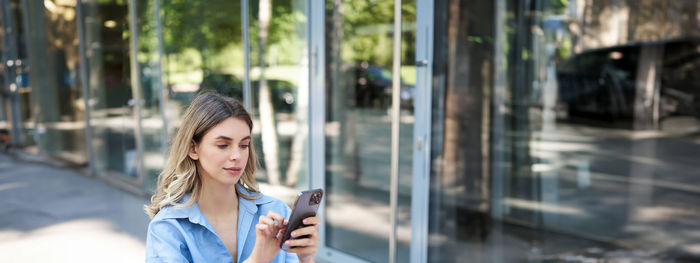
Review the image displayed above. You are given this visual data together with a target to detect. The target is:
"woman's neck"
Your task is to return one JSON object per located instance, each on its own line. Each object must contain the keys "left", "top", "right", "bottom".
{"left": 197, "top": 175, "right": 239, "bottom": 217}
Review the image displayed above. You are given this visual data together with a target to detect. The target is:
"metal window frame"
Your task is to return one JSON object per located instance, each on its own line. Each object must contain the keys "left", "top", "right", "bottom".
{"left": 242, "top": 0, "right": 252, "bottom": 111}
{"left": 389, "top": 0, "right": 402, "bottom": 262}
{"left": 155, "top": 0, "right": 168, "bottom": 162}
{"left": 1, "top": 0, "right": 24, "bottom": 147}
{"left": 410, "top": 0, "right": 434, "bottom": 262}
{"left": 307, "top": 0, "right": 334, "bottom": 260}
{"left": 489, "top": 0, "right": 508, "bottom": 261}
{"left": 309, "top": 0, "right": 426, "bottom": 262}
{"left": 128, "top": 0, "right": 145, "bottom": 186}
{"left": 308, "top": 1, "right": 370, "bottom": 263}
{"left": 75, "top": 0, "right": 96, "bottom": 175}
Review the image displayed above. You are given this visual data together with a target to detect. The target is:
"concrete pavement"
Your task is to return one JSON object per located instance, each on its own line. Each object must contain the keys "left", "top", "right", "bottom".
{"left": 0, "top": 152, "right": 150, "bottom": 262}
{"left": 0, "top": 152, "right": 327, "bottom": 263}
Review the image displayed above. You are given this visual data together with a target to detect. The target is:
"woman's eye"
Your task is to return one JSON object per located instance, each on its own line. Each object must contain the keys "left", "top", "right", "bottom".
{"left": 217, "top": 145, "right": 228, "bottom": 149}
{"left": 240, "top": 144, "right": 249, "bottom": 149}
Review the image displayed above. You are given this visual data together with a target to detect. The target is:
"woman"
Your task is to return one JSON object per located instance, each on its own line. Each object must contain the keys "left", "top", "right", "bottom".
{"left": 144, "top": 93, "right": 319, "bottom": 262}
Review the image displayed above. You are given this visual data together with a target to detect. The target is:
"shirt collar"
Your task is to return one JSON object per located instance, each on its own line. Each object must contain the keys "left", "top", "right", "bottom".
{"left": 157, "top": 184, "right": 273, "bottom": 223}
{"left": 156, "top": 194, "right": 207, "bottom": 227}
{"left": 237, "top": 184, "right": 274, "bottom": 214}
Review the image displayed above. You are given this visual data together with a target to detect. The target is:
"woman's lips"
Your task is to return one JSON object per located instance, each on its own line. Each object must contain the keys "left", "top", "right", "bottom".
{"left": 224, "top": 167, "right": 243, "bottom": 176}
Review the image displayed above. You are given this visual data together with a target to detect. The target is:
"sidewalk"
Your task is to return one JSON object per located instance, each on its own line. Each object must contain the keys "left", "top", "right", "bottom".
{"left": 0, "top": 152, "right": 150, "bottom": 262}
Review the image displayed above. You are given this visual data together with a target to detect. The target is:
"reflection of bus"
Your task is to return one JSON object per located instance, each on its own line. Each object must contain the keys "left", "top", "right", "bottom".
{"left": 556, "top": 38, "right": 700, "bottom": 128}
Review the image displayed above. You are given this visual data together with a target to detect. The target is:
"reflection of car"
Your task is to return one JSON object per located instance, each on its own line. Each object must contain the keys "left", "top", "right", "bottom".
{"left": 251, "top": 79, "right": 296, "bottom": 113}
{"left": 355, "top": 64, "right": 414, "bottom": 109}
{"left": 200, "top": 72, "right": 243, "bottom": 97}
{"left": 198, "top": 72, "right": 296, "bottom": 113}
{"left": 556, "top": 38, "right": 700, "bottom": 128}
{"left": 400, "top": 84, "right": 414, "bottom": 109}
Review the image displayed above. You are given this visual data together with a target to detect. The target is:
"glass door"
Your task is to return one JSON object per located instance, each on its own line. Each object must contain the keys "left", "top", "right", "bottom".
{"left": 415, "top": 0, "right": 700, "bottom": 262}
{"left": 318, "top": 0, "right": 415, "bottom": 262}
{"left": 82, "top": 0, "right": 142, "bottom": 183}
{"left": 26, "top": 0, "right": 88, "bottom": 164}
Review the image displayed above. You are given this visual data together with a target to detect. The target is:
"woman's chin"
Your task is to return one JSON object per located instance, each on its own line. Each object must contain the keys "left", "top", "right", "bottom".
{"left": 221, "top": 175, "right": 241, "bottom": 185}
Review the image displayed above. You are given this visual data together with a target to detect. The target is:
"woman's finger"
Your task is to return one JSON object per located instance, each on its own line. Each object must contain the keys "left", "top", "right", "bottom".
{"left": 267, "top": 210, "right": 285, "bottom": 224}
{"left": 289, "top": 225, "right": 318, "bottom": 238}
{"left": 259, "top": 215, "right": 275, "bottom": 226}
{"left": 259, "top": 217, "right": 274, "bottom": 235}
{"left": 285, "top": 247, "right": 318, "bottom": 255}
{"left": 284, "top": 242, "right": 318, "bottom": 255}
{"left": 256, "top": 223, "right": 269, "bottom": 235}
{"left": 283, "top": 237, "right": 317, "bottom": 249}
{"left": 301, "top": 216, "right": 321, "bottom": 226}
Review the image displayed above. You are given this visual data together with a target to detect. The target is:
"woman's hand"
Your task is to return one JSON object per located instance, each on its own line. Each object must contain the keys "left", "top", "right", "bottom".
{"left": 246, "top": 211, "right": 286, "bottom": 263}
{"left": 284, "top": 216, "right": 321, "bottom": 263}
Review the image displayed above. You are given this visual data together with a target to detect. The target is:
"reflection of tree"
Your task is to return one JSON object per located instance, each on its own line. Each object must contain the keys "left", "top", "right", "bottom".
{"left": 627, "top": 0, "right": 699, "bottom": 41}
{"left": 45, "top": 1, "right": 83, "bottom": 121}
{"left": 256, "top": 0, "right": 281, "bottom": 185}
{"left": 161, "top": 0, "right": 241, "bottom": 70}
{"left": 162, "top": 0, "right": 312, "bottom": 186}
{"left": 430, "top": 2, "right": 496, "bottom": 260}
{"left": 320, "top": 0, "right": 417, "bottom": 68}
{"left": 578, "top": 0, "right": 699, "bottom": 49}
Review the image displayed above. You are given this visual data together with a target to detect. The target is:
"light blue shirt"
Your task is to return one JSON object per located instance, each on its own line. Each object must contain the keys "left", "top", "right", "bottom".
{"left": 145, "top": 186, "right": 299, "bottom": 263}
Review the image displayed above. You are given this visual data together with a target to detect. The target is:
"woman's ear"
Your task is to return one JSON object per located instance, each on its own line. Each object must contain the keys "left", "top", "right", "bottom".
{"left": 188, "top": 140, "right": 199, "bottom": 160}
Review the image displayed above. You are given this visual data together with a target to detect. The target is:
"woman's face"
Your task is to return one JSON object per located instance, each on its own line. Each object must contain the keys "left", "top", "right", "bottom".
{"left": 189, "top": 117, "right": 251, "bottom": 187}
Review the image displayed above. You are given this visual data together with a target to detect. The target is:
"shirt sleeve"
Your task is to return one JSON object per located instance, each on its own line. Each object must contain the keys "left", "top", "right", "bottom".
{"left": 146, "top": 219, "right": 191, "bottom": 263}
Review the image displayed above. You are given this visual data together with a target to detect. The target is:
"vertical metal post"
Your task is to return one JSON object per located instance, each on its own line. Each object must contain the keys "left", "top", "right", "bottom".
{"left": 128, "top": 0, "right": 145, "bottom": 185}
{"left": 0, "top": 2, "right": 5, "bottom": 125}
{"left": 489, "top": 0, "right": 507, "bottom": 262}
{"left": 23, "top": 0, "right": 43, "bottom": 148}
{"left": 0, "top": 73, "right": 4, "bottom": 130}
{"left": 308, "top": 0, "right": 327, "bottom": 257}
{"left": 75, "top": 0, "right": 96, "bottom": 174}
{"left": 411, "top": 0, "right": 434, "bottom": 262}
{"left": 1, "top": 0, "right": 23, "bottom": 146}
{"left": 241, "top": 0, "right": 252, "bottom": 111}
{"left": 155, "top": 0, "right": 168, "bottom": 158}
{"left": 389, "top": 1, "right": 402, "bottom": 263}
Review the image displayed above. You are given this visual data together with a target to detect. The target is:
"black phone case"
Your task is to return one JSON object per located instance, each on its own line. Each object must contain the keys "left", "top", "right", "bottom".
{"left": 280, "top": 188, "right": 323, "bottom": 249}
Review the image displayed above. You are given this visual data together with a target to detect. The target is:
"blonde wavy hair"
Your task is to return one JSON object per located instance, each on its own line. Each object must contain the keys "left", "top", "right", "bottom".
{"left": 145, "top": 92, "right": 260, "bottom": 218}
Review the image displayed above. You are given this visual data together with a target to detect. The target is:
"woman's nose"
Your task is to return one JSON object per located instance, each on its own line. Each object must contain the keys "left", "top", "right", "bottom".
{"left": 230, "top": 148, "right": 241, "bottom": 161}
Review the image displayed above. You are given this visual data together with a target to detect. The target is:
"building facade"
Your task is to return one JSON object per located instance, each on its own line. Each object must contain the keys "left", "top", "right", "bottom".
{"left": 1, "top": 0, "right": 699, "bottom": 262}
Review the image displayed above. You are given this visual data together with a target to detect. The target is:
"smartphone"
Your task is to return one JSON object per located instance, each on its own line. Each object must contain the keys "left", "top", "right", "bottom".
{"left": 280, "top": 188, "right": 324, "bottom": 249}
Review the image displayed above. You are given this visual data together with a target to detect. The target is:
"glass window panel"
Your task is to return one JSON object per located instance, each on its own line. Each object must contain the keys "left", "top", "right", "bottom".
{"left": 161, "top": 0, "right": 244, "bottom": 108}
{"left": 13, "top": 0, "right": 32, "bottom": 148}
{"left": 0, "top": 1, "right": 8, "bottom": 140}
{"left": 4, "top": 0, "right": 38, "bottom": 149}
{"left": 428, "top": 0, "right": 700, "bottom": 262}
{"left": 322, "top": 0, "right": 415, "bottom": 261}
{"left": 247, "top": 0, "right": 309, "bottom": 205}
{"left": 161, "top": 0, "right": 244, "bottom": 148}
{"left": 83, "top": 0, "right": 138, "bottom": 178}
{"left": 0, "top": 0, "right": 27, "bottom": 147}
{"left": 428, "top": 1, "right": 496, "bottom": 261}
{"left": 136, "top": 0, "right": 164, "bottom": 192}
{"left": 22, "top": 0, "right": 87, "bottom": 163}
